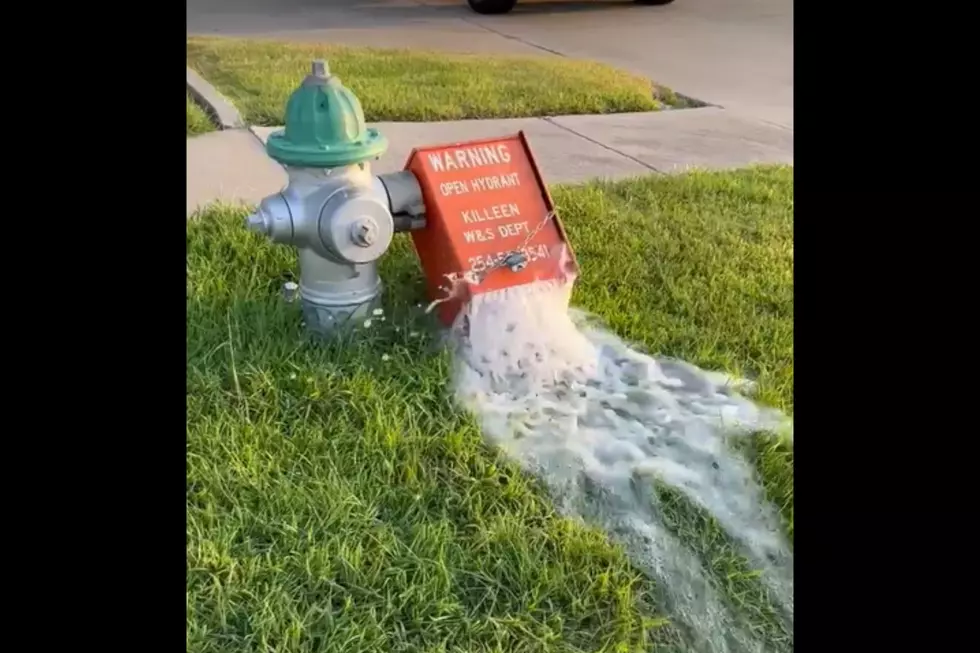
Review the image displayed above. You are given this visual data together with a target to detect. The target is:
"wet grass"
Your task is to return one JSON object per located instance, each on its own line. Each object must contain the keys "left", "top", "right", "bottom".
{"left": 187, "top": 166, "right": 794, "bottom": 652}
{"left": 185, "top": 36, "right": 674, "bottom": 125}
{"left": 654, "top": 482, "right": 792, "bottom": 650}
{"left": 555, "top": 167, "right": 795, "bottom": 650}
{"left": 553, "top": 166, "right": 796, "bottom": 539}
{"left": 552, "top": 167, "right": 794, "bottom": 416}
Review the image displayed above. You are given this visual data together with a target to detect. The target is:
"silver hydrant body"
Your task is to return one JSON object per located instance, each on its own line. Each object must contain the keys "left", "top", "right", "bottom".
{"left": 245, "top": 60, "right": 423, "bottom": 333}
{"left": 248, "top": 166, "right": 389, "bottom": 330}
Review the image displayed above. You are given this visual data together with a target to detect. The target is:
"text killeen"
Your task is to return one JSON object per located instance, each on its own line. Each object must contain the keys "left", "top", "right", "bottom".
{"left": 461, "top": 203, "right": 521, "bottom": 224}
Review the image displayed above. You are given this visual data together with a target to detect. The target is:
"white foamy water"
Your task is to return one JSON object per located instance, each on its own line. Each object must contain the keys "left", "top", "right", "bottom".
{"left": 449, "top": 277, "right": 794, "bottom": 653}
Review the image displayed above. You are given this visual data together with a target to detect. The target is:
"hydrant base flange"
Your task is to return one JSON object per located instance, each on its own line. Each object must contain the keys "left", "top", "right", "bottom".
{"left": 295, "top": 247, "right": 384, "bottom": 335}
{"left": 300, "top": 292, "right": 382, "bottom": 334}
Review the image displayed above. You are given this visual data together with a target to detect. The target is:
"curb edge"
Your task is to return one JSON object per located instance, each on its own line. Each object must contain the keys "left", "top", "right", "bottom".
{"left": 187, "top": 67, "right": 244, "bottom": 131}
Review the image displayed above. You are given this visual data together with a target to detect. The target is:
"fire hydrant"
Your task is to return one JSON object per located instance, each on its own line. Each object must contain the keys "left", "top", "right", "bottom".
{"left": 246, "top": 60, "right": 425, "bottom": 333}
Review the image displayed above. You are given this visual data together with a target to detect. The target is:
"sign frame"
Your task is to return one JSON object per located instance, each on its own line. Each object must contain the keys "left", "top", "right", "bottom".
{"left": 402, "top": 131, "right": 580, "bottom": 326}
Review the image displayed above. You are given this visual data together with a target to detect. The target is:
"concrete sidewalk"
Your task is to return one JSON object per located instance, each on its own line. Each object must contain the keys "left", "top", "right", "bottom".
{"left": 186, "top": 106, "right": 793, "bottom": 216}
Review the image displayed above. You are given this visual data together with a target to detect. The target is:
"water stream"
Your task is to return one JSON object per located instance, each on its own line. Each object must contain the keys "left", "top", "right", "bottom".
{"left": 446, "top": 274, "right": 794, "bottom": 652}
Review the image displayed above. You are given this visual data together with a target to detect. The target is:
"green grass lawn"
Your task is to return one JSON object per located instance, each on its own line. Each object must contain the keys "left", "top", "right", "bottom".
{"left": 186, "top": 37, "right": 673, "bottom": 125}
{"left": 187, "top": 166, "right": 794, "bottom": 653}
{"left": 187, "top": 95, "right": 216, "bottom": 136}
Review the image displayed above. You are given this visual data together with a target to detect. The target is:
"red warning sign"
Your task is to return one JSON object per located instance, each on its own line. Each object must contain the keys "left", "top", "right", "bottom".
{"left": 405, "top": 132, "right": 578, "bottom": 327}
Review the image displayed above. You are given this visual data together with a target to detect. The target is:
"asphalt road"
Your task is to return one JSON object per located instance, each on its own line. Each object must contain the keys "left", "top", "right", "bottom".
{"left": 186, "top": 0, "right": 793, "bottom": 128}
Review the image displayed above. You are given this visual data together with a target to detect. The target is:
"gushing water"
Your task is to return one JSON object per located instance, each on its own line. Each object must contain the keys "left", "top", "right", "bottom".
{"left": 448, "top": 273, "right": 794, "bottom": 653}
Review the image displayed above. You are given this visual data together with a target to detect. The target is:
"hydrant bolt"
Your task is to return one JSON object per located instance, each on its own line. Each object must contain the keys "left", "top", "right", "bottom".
{"left": 352, "top": 219, "right": 379, "bottom": 247}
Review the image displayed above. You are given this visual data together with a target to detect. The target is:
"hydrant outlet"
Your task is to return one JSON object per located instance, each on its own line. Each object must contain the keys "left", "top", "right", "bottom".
{"left": 247, "top": 193, "right": 294, "bottom": 245}
{"left": 377, "top": 170, "right": 425, "bottom": 217}
{"left": 319, "top": 194, "right": 394, "bottom": 264}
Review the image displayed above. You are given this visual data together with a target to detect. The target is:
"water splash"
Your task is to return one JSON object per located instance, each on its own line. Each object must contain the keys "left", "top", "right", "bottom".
{"left": 448, "top": 273, "right": 793, "bottom": 653}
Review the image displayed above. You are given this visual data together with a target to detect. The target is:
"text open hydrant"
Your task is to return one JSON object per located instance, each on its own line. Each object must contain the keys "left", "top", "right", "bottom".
{"left": 248, "top": 60, "right": 578, "bottom": 334}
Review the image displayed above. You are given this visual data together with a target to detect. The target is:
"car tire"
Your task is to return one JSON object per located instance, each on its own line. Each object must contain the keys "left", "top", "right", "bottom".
{"left": 467, "top": 0, "right": 519, "bottom": 15}
{"left": 635, "top": 0, "right": 676, "bottom": 5}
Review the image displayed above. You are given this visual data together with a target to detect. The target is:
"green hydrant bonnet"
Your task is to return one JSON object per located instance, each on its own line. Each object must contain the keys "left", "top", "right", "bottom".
{"left": 266, "top": 60, "right": 388, "bottom": 168}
